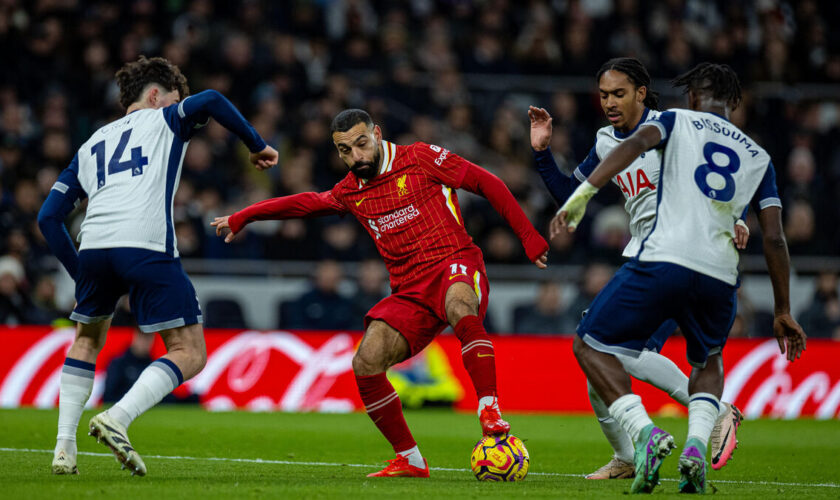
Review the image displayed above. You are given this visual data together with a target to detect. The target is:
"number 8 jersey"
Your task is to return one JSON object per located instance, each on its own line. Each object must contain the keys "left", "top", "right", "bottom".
{"left": 639, "top": 109, "right": 781, "bottom": 285}
{"left": 63, "top": 102, "right": 206, "bottom": 257}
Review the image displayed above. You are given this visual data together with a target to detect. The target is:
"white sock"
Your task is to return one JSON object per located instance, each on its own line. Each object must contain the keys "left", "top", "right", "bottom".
{"left": 108, "top": 358, "right": 182, "bottom": 429}
{"left": 588, "top": 381, "right": 634, "bottom": 463}
{"left": 618, "top": 350, "right": 690, "bottom": 406}
{"left": 397, "top": 445, "right": 425, "bottom": 468}
{"left": 687, "top": 393, "right": 720, "bottom": 450}
{"left": 477, "top": 396, "right": 500, "bottom": 416}
{"left": 56, "top": 358, "right": 95, "bottom": 455}
{"left": 717, "top": 401, "right": 729, "bottom": 419}
{"left": 608, "top": 394, "right": 654, "bottom": 444}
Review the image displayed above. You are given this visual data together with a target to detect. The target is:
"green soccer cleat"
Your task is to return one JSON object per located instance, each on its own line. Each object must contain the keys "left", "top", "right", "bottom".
{"left": 678, "top": 438, "right": 707, "bottom": 494}
{"left": 630, "top": 424, "right": 675, "bottom": 494}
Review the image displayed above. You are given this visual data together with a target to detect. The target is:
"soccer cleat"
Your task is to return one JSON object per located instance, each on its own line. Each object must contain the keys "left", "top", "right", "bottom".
{"left": 51, "top": 448, "right": 78, "bottom": 475}
{"left": 585, "top": 456, "right": 635, "bottom": 479}
{"left": 367, "top": 455, "right": 430, "bottom": 478}
{"left": 630, "top": 424, "right": 675, "bottom": 494}
{"left": 678, "top": 438, "right": 707, "bottom": 494}
{"left": 88, "top": 412, "right": 147, "bottom": 476}
{"left": 710, "top": 402, "right": 742, "bottom": 470}
{"left": 479, "top": 404, "right": 510, "bottom": 436}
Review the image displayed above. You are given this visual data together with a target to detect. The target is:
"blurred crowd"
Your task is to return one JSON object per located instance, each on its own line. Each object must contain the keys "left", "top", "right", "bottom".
{"left": 1, "top": 0, "right": 840, "bottom": 338}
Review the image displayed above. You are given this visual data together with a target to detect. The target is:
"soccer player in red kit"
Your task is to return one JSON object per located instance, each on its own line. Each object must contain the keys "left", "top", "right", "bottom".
{"left": 212, "top": 109, "right": 549, "bottom": 478}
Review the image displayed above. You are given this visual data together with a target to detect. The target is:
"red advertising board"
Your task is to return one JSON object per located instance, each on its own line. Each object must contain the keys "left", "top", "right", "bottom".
{"left": 0, "top": 326, "right": 837, "bottom": 419}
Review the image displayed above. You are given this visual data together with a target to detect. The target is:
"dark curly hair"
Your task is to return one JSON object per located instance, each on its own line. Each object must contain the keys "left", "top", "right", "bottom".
{"left": 672, "top": 62, "right": 742, "bottom": 110}
{"left": 115, "top": 56, "right": 189, "bottom": 109}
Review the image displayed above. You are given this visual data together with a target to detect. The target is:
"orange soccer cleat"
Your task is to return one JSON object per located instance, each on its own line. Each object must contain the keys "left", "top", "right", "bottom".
{"left": 479, "top": 404, "right": 511, "bottom": 436}
{"left": 367, "top": 455, "right": 430, "bottom": 478}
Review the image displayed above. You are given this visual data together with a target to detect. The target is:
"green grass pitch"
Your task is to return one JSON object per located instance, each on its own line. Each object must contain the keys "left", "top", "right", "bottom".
{"left": 1, "top": 407, "right": 839, "bottom": 498}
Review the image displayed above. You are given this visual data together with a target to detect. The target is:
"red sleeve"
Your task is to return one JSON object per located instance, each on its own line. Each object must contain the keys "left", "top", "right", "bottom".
{"left": 228, "top": 191, "right": 346, "bottom": 234}
{"left": 413, "top": 142, "right": 470, "bottom": 188}
{"left": 460, "top": 164, "right": 549, "bottom": 263}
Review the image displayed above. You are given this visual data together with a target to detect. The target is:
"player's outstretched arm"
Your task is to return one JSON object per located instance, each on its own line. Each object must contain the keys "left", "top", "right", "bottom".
{"left": 529, "top": 106, "right": 582, "bottom": 206}
{"left": 551, "top": 125, "right": 661, "bottom": 237}
{"left": 37, "top": 157, "right": 86, "bottom": 279}
{"left": 459, "top": 164, "right": 549, "bottom": 268}
{"left": 173, "top": 90, "right": 278, "bottom": 170}
{"left": 757, "top": 206, "right": 806, "bottom": 361}
{"left": 210, "top": 191, "right": 346, "bottom": 243}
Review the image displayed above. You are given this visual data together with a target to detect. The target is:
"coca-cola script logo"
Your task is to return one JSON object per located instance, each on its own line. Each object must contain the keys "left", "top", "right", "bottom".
{"left": 723, "top": 339, "right": 840, "bottom": 419}
{"left": 189, "top": 331, "right": 357, "bottom": 412}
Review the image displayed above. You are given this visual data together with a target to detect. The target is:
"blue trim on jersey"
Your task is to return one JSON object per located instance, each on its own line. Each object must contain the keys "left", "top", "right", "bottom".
{"left": 613, "top": 107, "right": 650, "bottom": 139}
{"left": 635, "top": 153, "right": 667, "bottom": 259}
{"left": 650, "top": 111, "right": 677, "bottom": 148}
{"left": 751, "top": 161, "right": 782, "bottom": 213}
{"left": 165, "top": 137, "right": 185, "bottom": 256}
{"left": 575, "top": 144, "right": 601, "bottom": 178}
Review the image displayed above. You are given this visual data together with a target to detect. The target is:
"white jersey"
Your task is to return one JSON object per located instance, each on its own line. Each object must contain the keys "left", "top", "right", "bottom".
{"left": 574, "top": 109, "right": 662, "bottom": 257}
{"left": 74, "top": 103, "right": 201, "bottom": 257}
{"left": 640, "top": 109, "right": 782, "bottom": 285}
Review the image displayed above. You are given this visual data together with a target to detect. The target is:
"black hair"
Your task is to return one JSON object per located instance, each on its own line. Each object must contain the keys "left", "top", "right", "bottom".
{"left": 671, "top": 62, "right": 742, "bottom": 110}
{"left": 115, "top": 56, "right": 189, "bottom": 109}
{"left": 330, "top": 109, "right": 373, "bottom": 135}
{"left": 596, "top": 57, "right": 659, "bottom": 110}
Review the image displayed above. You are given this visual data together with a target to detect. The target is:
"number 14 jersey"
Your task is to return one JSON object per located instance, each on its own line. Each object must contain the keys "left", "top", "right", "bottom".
{"left": 640, "top": 109, "right": 781, "bottom": 285}
{"left": 63, "top": 102, "right": 205, "bottom": 257}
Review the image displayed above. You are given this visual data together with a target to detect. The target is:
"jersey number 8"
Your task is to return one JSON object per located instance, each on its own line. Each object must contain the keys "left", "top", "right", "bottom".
{"left": 694, "top": 142, "right": 740, "bottom": 202}
{"left": 91, "top": 128, "right": 149, "bottom": 189}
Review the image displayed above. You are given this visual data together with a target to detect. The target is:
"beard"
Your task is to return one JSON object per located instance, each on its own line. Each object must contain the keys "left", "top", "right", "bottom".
{"left": 350, "top": 148, "right": 381, "bottom": 180}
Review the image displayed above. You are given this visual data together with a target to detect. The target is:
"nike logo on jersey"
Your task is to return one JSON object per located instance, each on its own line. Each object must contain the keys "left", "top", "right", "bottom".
{"left": 449, "top": 273, "right": 467, "bottom": 280}
{"left": 477, "top": 353, "right": 494, "bottom": 358}
{"left": 355, "top": 197, "right": 366, "bottom": 207}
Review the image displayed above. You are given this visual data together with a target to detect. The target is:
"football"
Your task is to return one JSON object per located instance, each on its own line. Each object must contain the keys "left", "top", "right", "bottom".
{"left": 470, "top": 434, "right": 530, "bottom": 481}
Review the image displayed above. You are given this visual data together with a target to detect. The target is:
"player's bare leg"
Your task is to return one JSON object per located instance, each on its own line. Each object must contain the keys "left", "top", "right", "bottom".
{"left": 679, "top": 354, "right": 724, "bottom": 494}
{"left": 444, "top": 281, "right": 508, "bottom": 436}
{"left": 89, "top": 323, "right": 206, "bottom": 476}
{"left": 353, "top": 320, "right": 429, "bottom": 478}
{"left": 573, "top": 337, "right": 674, "bottom": 493}
{"left": 53, "top": 319, "right": 110, "bottom": 475}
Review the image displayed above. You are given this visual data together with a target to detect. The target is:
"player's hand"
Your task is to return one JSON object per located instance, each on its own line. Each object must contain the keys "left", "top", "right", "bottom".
{"left": 528, "top": 106, "right": 553, "bottom": 151}
{"left": 550, "top": 181, "right": 599, "bottom": 238}
{"left": 250, "top": 145, "right": 279, "bottom": 171}
{"left": 773, "top": 313, "right": 807, "bottom": 362}
{"left": 733, "top": 219, "right": 749, "bottom": 250}
{"left": 534, "top": 251, "right": 548, "bottom": 269}
{"left": 211, "top": 215, "right": 238, "bottom": 243}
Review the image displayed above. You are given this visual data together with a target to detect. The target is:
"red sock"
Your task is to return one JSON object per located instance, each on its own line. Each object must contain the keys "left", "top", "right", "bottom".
{"left": 454, "top": 315, "right": 497, "bottom": 400}
{"left": 355, "top": 373, "right": 416, "bottom": 453}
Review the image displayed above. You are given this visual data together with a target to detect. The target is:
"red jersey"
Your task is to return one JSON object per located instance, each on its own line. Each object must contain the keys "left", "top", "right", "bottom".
{"left": 325, "top": 141, "right": 481, "bottom": 287}
{"left": 229, "top": 140, "right": 549, "bottom": 290}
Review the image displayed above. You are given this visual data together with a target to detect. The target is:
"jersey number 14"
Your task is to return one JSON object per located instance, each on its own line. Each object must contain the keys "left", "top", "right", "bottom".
{"left": 90, "top": 128, "right": 149, "bottom": 189}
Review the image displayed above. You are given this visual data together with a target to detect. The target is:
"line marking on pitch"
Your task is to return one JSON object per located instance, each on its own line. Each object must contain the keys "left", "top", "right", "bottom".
{"left": 4, "top": 447, "right": 838, "bottom": 489}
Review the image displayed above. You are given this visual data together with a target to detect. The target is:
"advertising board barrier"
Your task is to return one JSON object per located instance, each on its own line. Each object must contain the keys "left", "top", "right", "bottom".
{"left": 0, "top": 326, "right": 837, "bottom": 419}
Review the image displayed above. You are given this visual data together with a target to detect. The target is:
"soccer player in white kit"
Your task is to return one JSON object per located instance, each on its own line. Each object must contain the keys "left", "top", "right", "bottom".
{"left": 554, "top": 63, "right": 806, "bottom": 494}
{"left": 38, "top": 56, "right": 278, "bottom": 476}
{"left": 529, "top": 58, "right": 745, "bottom": 479}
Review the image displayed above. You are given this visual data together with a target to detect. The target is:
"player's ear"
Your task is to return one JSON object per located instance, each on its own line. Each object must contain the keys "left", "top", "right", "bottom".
{"left": 146, "top": 85, "right": 159, "bottom": 107}
{"left": 373, "top": 124, "right": 382, "bottom": 142}
{"left": 637, "top": 85, "right": 647, "bottom": 105}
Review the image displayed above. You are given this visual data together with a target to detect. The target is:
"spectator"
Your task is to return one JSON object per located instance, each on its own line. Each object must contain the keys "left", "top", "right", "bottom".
{"left": 798, "top": 271, "right": 840, "bottom": 339}
{"left": 513, "top": 281, "right": 576, "bottom": 334}
{"left": 0, "top": 255, "right": 31, "bottom": 325}
{"left": 281, "top": 260, "right": 356, "bottom": 330}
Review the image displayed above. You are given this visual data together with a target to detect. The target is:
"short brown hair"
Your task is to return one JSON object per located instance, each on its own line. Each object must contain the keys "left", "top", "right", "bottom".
{"left": 115, "top": 56, "right": 189, "bottom": 109}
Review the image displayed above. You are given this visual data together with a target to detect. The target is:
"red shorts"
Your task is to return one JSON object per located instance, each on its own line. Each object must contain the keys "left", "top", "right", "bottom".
{"left": 365, "top": 251, "right": 490, "bottom": 355}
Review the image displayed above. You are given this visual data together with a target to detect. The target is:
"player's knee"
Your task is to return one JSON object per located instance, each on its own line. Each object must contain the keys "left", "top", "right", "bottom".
{"left": 352, "top": 350, "right": 385, "bottom": 376}
{"left": 447, "top": 299, "right": 478, "bottom": 326}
